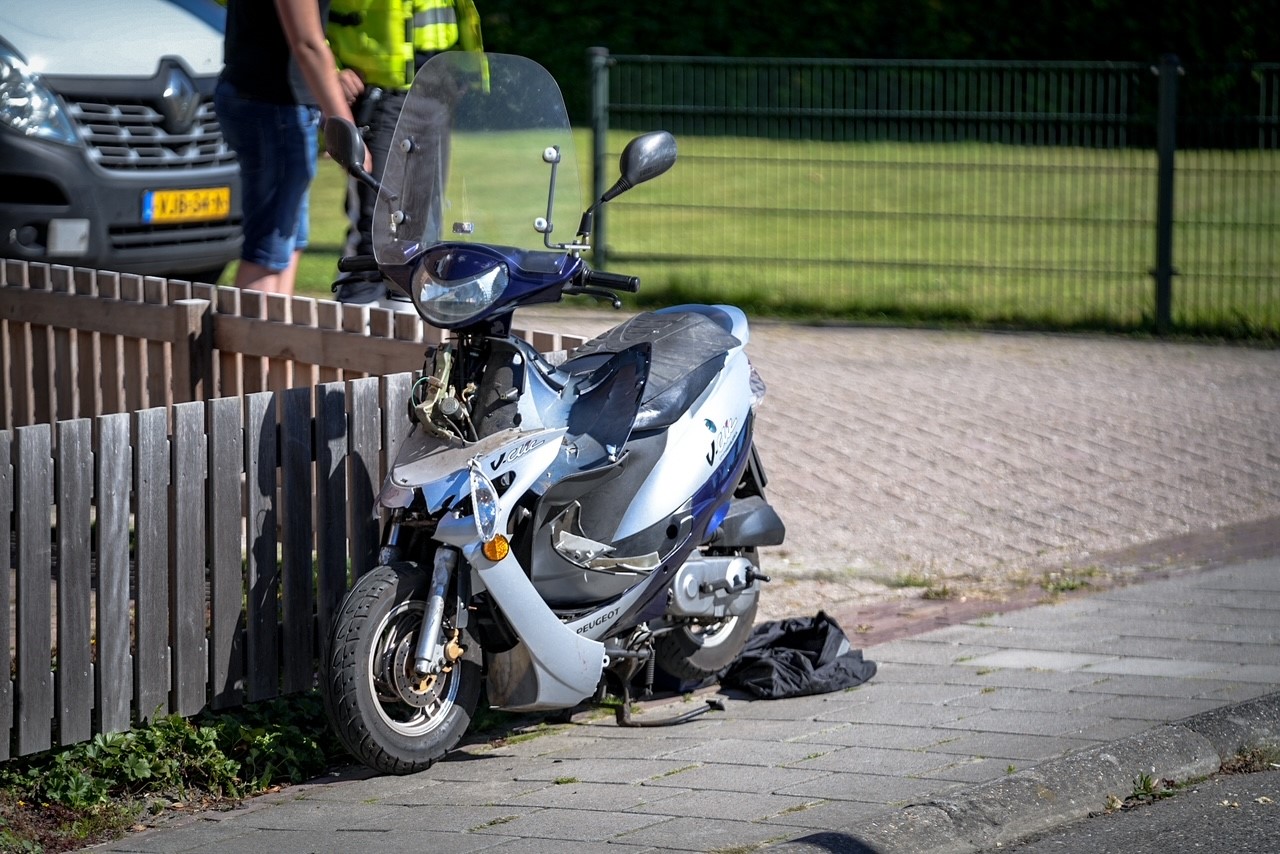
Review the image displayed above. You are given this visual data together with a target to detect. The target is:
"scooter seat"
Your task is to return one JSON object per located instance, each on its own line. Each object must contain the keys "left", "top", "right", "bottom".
{"left": 562, "top": 310, "right": 741, "bottom": 431}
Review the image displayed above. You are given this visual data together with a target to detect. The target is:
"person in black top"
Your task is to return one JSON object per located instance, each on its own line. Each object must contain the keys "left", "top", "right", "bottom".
{"left": 215, "top": 0, "right": 369, "bottom": 296}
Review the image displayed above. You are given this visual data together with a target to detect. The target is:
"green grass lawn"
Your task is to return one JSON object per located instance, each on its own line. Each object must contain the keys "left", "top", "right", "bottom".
{"left": 274, "top": 136, "right": 1277, "bottom": 336}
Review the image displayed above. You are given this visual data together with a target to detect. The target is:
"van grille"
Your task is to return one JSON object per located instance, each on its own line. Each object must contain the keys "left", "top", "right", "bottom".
{"left": 68, "top": 98, "right": 237, "bottom": 171}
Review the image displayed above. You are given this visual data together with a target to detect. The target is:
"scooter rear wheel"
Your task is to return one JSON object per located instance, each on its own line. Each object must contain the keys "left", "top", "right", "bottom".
{"left": 323, "top": 563, "right": 482, "bottom": 774}
{"left": 654, "top": 596, "right": 758, "bottom": 682}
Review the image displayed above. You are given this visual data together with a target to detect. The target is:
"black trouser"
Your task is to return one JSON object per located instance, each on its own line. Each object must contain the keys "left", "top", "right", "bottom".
{"left": 334, "top": 87, "right": 408, "bottom": 291}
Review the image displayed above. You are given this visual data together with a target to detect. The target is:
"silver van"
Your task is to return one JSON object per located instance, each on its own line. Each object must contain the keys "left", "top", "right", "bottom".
{"left": 0, "top": 0, "right": 240, "bottom": 282}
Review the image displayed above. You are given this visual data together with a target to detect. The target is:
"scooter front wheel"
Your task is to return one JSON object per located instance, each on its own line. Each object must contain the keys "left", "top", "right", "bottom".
{"left": 323, "top": 563, "right": 482, "bottom": 774}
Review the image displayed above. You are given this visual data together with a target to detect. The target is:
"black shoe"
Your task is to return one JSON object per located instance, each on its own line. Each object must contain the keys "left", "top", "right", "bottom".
{"left": 333, "top": 280, "right": 386, "bottom": 305}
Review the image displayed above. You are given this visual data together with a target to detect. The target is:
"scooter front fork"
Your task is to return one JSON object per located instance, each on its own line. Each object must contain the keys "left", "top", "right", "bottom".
{"left": 414, "top": 547, "right": 458, "bottom": 676}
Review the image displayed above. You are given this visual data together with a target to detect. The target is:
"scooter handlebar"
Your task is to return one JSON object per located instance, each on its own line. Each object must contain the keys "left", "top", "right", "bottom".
{"left": 337, "top": 255, "right": 380, "bottom": 273}
{"left": 582, "top": 269, "right": 641, "bottom": 293}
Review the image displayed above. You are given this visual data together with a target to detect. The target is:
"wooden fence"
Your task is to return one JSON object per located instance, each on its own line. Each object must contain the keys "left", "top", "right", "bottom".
{"left": 0, "top": 260, "right": 585, "bottom": 760}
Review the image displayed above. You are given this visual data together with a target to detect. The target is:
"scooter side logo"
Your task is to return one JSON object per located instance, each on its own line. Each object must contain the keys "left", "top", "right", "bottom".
{"left": 704, "top": 417, "right": 739, "bottom": 466}
{"left": 489, "top": 436, "right": 548, "bottom": 472}
{"left": 575, "top": 606, "right": 621, "bottom": 635}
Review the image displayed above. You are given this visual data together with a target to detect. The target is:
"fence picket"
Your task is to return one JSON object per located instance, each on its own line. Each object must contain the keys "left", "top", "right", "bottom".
{"left": 348, "top": 378, "right": 382, "bottom": 586}
{"left": 94, "top": 273, "right": 127, "bottom": 418}
{"left": 72, "top": 269, "right": 102, "bottom": 420}
{"left": 171, "top": 403, "right": 208, "bottom": 716}
{"left": 55, "top": 419, "right": 93, "bottom": 745}
{"left": 134, "top": 408, "right": 171, "bottom": 721}
{"left": 50, "top": 268, "right": 79, "bottom": 423}
{"left": 314, "top": 383, "right": 349, "bottom": 639}
{"left": 95, "top": 414, "right": 133, "bottom": 734}
{"left": 207, "top": 397, "right": 245, "bottom": 710}
{"left": 27, "top": 271, "right": 54, "bottom": 425}
{"left": 215, "top": 286, "right": 244, "bottom": 401}
{"left": 14, "top": 426, "right": 53, "bottom": 756}
{"left": 383, "top": 373, "right": 413, "bottom": 471}
{"left": 0, "top": 433, "right": 13, "bottom": 760}
{"left": 244, "top": 392, "right": 279, "bottom": 702}
{"left": 266, "top": 293, "right": 292, "bottom": 392}
{"left": 280, "top": 387, "right": 315, "bottom": 694}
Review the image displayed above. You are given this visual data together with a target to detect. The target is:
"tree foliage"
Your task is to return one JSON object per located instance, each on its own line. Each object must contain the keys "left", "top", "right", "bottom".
{"left": 478, "top": 0, "right": 1279, "bottom": 120}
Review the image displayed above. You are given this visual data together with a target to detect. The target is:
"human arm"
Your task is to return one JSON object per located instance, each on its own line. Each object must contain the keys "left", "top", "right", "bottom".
{"left": 274, "top": 0, "right": 371, "bottom": 169}
{"left": 274, "top": 0, "right": 353, "bottom": 122}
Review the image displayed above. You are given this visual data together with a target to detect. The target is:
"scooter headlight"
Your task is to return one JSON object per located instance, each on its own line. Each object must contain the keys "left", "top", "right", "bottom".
{"left": 468, "top": 461, "right": 500, "bottom": 543}
{"left": 412, "top": 250, "right": 509, "bottom": 326}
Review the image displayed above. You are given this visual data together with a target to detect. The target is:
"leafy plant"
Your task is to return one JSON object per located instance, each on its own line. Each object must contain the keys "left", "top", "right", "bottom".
{"left": 0, "top": 691, "right": 347, "bottom": 852}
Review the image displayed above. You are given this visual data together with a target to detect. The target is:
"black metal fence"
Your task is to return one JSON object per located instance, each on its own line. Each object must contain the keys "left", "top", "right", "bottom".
{"left": 588, "top": 52, "right": 1280, "bottom": 335}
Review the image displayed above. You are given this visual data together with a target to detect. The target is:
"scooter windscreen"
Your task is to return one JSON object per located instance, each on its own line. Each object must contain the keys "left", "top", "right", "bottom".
{"left": 373, "top": 52, "right": 582, "bottom": 267}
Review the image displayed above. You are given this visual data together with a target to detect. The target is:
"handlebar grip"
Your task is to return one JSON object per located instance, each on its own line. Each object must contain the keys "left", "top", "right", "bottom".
{"left": 584, "top": 269, "right": 641, "bottom": 293}
{"left": 337, "top": 255, "right": 380, "bottom": 273}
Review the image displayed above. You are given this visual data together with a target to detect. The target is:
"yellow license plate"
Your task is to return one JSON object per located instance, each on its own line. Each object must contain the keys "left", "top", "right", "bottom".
{"left": 142, "top": 187, "right": 232, "bottom": 224}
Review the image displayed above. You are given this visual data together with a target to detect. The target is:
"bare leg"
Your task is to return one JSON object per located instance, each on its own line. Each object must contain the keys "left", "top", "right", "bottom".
{"left": 234, "top": 257, "right": 296, "bottom": 296}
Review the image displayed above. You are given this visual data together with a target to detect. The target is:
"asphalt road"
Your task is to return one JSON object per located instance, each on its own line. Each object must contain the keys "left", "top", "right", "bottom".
{"left": 992, "top": 767, "right": 1280, "bottom": 853}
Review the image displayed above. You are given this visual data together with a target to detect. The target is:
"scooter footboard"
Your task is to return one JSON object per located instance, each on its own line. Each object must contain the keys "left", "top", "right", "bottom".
{"left": 476, "top": 550, "right": 608, "bottom": 710}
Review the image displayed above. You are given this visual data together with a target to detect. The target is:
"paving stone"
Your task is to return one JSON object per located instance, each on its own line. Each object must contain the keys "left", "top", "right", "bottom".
{"left": 932, "top": 708, "right": 1121, "bottom": 738}
{"left": 1197, "top": 663, "right": 1280, "bottom": 684}
{"left": 868, "top": 640, "right": 1006, "bottom": 666}
{"left": 963, "top": 649, "right": 1117, "bottom": 671}
{"left": 663, "top": 737, "right": 837, "bottom": 767}
{"left": 624, "top": 788, "right": 819, "bottom": 821}
{"left": 640, "top": 762, "right": 829, "bottom": 794}
{"left": 774, "top": 770, "right": 965, "bottom": 805}
{"left": 1081, "top": 656, "right": 1225, "bottom": 678}
{"left": 510, "top": 756, "right": 709, "bottom": 785}
{"left": 1067, "top": 673, "right": 1259, "bottom": 700}
{"left": 944, "top": 686, "right": 1109, "bottom": 713}
{"left": 816, "top": 701, "right": 974, "bottom": 727}
{"left": 925, "top": 731, "right": 1097, "bottom": 761}
{"left": 759, "top": 797, "right": 890, "bottom": 830}
{"left": 1078, "top": 693, "right": 1227, "bottom": 721}
{"left": 915, "top": 755, "right": 1027, "bottom": 783}
{"left": 463, "top": 805, "right": 664, "bottom": 842}
{"left": 789, "top": 722, "right": 952, "bottom": 751}
{"left": 476, "top": 838, "right": 652, "bottom": 854}
{"left": 612, "top": 814, "right": 794, "bottom": 851}
{"left": 838, "top": 681, "right": 987, "bottom": 706}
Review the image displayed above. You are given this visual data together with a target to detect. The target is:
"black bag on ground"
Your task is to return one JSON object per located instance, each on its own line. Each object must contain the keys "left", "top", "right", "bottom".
{"left": 719, "top": 611, "right": 877, "bottom": 700}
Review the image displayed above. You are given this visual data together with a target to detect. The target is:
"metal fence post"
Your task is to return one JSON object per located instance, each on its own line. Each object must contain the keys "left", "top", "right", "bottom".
{"left": 1152, "top": 54, "right": 1181, "bottom": 334}
{"left": 589, "top": 46, "right": 610, "bottom": 268}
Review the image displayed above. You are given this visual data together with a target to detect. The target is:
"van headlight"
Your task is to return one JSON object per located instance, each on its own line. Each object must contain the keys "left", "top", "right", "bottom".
{"left": 412, "top": 249, "right": 508, "bottom": 326}
{"left": 0, "top": 47, "right": 78, "bottom": 145}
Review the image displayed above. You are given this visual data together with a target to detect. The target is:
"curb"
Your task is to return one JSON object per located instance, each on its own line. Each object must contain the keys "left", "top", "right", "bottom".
{"left": 767, "top": 690, "right": 1280, "bottom": 854}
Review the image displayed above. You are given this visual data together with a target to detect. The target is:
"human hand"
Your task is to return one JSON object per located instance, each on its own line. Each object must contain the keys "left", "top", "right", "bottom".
{"left": 338, "top": 68, "right": 365, "bottom": 104}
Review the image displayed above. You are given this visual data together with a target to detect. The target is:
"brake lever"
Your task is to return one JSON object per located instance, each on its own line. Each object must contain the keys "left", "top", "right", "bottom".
{"left": 562, "top": 285, "right": 623, "bottom": 309}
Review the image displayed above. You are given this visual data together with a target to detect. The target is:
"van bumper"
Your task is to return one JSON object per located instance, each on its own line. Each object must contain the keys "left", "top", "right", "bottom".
{"left": 0, "top": 129, "right": 242, "bottom": 282}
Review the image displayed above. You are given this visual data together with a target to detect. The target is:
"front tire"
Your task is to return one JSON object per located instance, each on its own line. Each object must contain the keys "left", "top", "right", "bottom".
{"left": 323, "top": 562, "right": 482, "bottom": 774}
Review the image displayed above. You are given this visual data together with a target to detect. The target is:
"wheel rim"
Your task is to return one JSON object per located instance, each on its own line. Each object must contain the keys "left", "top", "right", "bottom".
{"left": 683, "top": 615, "right": 740, "bottom": 649}
{"left": 366, "top": 600, "right": 459, "bottom": 737}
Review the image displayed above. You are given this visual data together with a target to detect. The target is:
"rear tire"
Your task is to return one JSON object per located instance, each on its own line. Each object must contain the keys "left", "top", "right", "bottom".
{"left": 323, "top": 563, "right": 482, "bottom": 775}
{"left": 654, "top": 597, "right": 758, "bottom": 681}
{"left": 655, "top": 550, "right": 762, "bottom": 681}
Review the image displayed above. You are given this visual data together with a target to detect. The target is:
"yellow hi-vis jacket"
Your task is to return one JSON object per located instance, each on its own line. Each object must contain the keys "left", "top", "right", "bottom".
{"left": 327, "top": 0, "right": 484, "bottom": 91}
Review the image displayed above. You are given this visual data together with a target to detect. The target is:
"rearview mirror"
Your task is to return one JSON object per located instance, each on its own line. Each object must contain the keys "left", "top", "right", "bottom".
{"left": 599, "top": 131, "right": 678, "bottom": 203}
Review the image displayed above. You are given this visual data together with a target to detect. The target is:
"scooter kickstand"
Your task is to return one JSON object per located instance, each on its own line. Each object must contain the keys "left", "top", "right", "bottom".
{"left": 614, "top": 685, "right": 725, "bottom": 728}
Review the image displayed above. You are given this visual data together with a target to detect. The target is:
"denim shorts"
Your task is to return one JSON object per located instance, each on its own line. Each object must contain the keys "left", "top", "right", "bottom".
{"left": 214, "top": 80, "right": 320, "bottom": 271}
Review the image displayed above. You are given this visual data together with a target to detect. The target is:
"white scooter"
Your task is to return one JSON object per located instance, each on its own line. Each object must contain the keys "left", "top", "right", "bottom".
{"left": 322, "top": 52, "right": 786, "bottom": 775}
